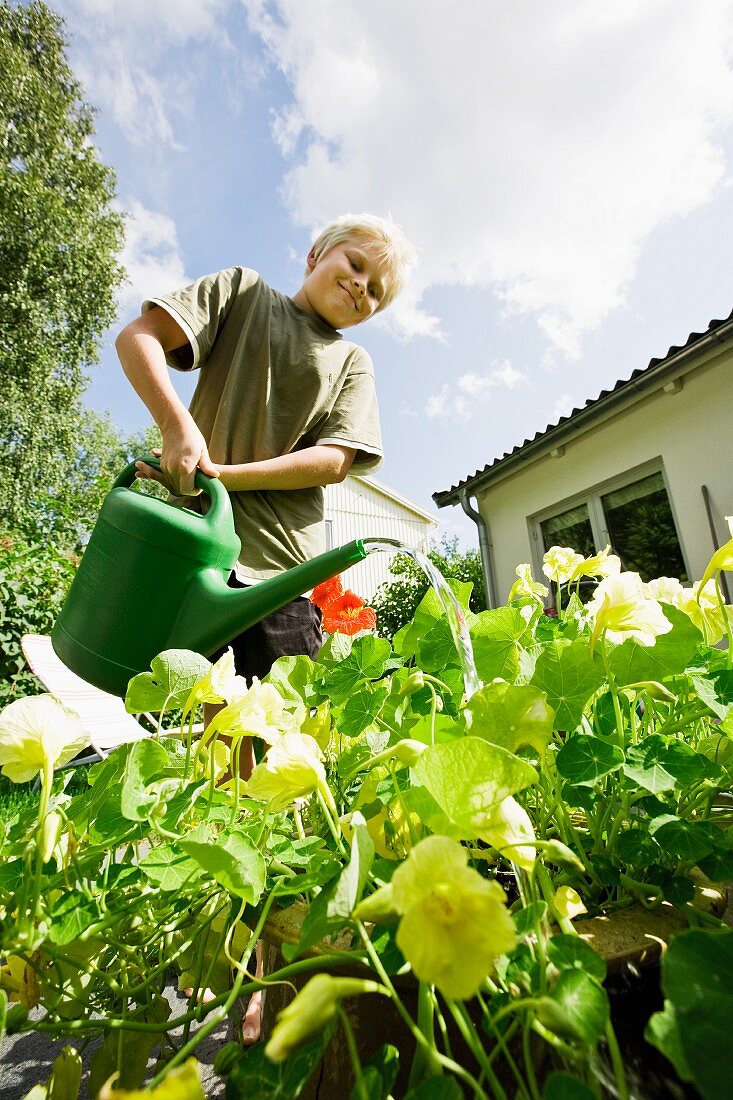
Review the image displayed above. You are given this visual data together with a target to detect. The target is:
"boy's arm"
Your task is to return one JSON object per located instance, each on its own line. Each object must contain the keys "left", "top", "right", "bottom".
{"left": 218, "top": 445, "right": 356, "bottom": 490}
{"left": 115, "top": 307, "right": 220, "bottom": 496}
{"left": 136, "top": 443, "right": 356, "bottom": 492}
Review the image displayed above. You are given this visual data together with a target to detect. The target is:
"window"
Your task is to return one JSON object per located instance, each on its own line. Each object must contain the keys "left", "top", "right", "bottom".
{"left": 601, "top": 472, "right": 688, "bottom": 581}
{"left": 535, "top": 464, "right": 688, "bottom": 586}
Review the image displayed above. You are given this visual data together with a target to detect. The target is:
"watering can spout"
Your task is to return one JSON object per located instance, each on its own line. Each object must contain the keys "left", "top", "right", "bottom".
{"left": 174, "top": 539, "right": 369, "bottom": 661}
{"left": 51, "top": 457, "right": 369, "bottom": 697}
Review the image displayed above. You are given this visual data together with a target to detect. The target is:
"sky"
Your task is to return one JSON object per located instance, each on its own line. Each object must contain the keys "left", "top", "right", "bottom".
{"left": 53, "top": 0, "right": 733, "bottom": 549}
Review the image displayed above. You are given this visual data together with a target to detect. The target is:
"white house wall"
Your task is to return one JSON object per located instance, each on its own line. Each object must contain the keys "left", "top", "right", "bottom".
{"left": 474, "top": 347, "right": 732, "bottom": 602}
{"left": 325, "top": 478, "right": 439, "bottom": 601}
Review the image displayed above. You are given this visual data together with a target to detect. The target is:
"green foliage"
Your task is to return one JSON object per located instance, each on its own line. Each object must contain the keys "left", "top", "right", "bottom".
{"left": 0, "top": 530, "right": 76, "bottom": 705}
{"left": 35, "top": 414, "right": 163, "bottom": 548}
{"left": 0, "top": 1, "right": 125, "bottom": 536}
{"left": 646, "top": 928, "right": 733, "bottom": 1099}
{"left": 2, "top": 547, "right": 733, "bottom": 1096}
{"left": 372, "top": 535, "right": 486, "bottom": 640}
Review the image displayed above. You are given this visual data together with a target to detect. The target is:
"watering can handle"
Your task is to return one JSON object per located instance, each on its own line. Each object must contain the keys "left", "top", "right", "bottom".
{"left": 112, "top": 455, "right": 231, "bottom": 522}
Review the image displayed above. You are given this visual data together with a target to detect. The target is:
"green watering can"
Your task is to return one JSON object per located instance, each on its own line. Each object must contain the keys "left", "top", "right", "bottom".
{"left": 51, "top": 456, "right": 368, "bottom": 697}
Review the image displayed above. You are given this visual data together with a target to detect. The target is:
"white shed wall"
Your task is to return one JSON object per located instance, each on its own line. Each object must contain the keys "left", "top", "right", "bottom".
{"left": 325, "top": 478, "right": 439, "bottom": 600}
{"left": 472, "top": 347, "right": 733, "bottom": 602}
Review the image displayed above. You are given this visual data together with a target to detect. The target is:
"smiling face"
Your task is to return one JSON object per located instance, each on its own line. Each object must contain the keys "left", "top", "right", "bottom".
{"left": 293, "top": 236, "right": 390, "bottom": 330}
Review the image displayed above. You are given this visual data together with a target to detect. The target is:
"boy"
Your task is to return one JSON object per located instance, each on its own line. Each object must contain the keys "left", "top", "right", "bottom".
{"left": 115, "top": 213, "right": 413, "bottom": 1036}
{"left": 116, "top": 213, "right": 413, "bottom": 674}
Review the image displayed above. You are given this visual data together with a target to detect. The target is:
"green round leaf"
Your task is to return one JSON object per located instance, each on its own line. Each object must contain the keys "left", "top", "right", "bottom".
{"left": 464, "top": 680, "right": 554, "bottom": 755}
{"left": 616, "top": 828, "right": 662, "bottom": 869}
{"left": 413, "top": 737, "right": 538, "bottom": 836}
{"left": 556, "top": 734, "right": 624, "bottom": 787}
{"left": 649, "top": 816, "right": 715, "bottom": 862}
{"left": 540, "top": 969, "right": 609, "bottom": 1045}
{"left": 547, "top": 934, "right": 607, "bottom": 982}
{"left": 659, "top": 929, "right": 733, "bottom": 1099}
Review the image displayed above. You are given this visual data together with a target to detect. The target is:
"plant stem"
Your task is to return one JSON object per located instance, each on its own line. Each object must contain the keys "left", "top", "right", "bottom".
{"left": 339, "top": 1008, "right": 369, "bottom": 1100}
{"left": 354, "top": 922, "right": 488, "bottom": 1098}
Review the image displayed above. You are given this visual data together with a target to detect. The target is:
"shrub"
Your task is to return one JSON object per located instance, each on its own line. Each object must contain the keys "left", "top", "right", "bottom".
{"left": 0, "top": 531, "right": 77, "bottom": 705}
{"left": 371, "top": 534, "right": 486, "bottom": 640}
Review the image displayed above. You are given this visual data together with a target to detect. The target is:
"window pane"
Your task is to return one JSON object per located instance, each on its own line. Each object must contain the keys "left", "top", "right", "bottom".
{"left": 541, "top": 503, "right": 595, "bottom": 558}
{"left": 601, "top": 472, "right": 688, "bottom": 582}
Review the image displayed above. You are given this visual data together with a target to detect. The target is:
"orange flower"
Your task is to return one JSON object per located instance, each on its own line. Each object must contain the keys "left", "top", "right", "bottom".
{"left": 311, "top": 576, "right": 344, "bottom": 610}
{"left": 322, "top": 592, "right": 377, "bottom": 636}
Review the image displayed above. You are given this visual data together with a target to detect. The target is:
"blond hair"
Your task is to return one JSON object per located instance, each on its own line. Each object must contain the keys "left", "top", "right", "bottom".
{"left": 309, "top": 213, "right": 416, "bottom": 311}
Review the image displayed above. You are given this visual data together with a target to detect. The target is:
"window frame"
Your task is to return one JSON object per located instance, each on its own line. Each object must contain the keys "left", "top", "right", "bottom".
{"left": 528, "top": 457, "right": 691, "bottom": 587}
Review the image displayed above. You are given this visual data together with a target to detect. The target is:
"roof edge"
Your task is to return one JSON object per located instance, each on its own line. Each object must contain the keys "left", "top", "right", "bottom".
{"left": 433, "top": 310, "right": 733, "bottom": 507}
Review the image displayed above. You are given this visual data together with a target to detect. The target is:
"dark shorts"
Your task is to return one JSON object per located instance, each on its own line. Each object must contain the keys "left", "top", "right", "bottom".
{"left": 210, "top": 578, "right": 323, "bottom": 685}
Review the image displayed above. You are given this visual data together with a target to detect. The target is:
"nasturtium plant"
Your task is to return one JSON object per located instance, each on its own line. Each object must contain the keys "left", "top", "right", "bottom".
{"left": 1, "top": 542, "right": 733, "bottom": 1097}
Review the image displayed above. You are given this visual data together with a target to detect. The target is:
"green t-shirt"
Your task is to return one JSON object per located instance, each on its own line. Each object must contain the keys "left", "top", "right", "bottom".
{"left": 144, "top": 267, "right": 383, "bottom": 581}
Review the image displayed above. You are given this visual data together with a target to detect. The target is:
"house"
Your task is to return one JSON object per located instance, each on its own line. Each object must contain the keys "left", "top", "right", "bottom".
{"left": 433, "top": 310, "right": 733, "bottom": 608}
{"left": 325, "top": 475, "right": 440, "bottom": 601}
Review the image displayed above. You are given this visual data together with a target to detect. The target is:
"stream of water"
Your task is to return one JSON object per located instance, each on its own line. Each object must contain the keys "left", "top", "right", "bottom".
{"left": 363, "top": 537, "right": 482, "bottom": 699}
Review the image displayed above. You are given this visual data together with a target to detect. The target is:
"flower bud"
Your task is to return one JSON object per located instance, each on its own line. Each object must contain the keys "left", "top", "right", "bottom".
{"left": 540, "top": 839, "right": 585, "bottom": 874}
{"left": 393, "top": 740, "right": 427, "bottom": 767}
{"left": 352, "top": 883, "right": 398, "bottom": 924}
{"left": 397, "top": 671, "right": 425, "bottom": 697}
{"left": 265, "top": 975, "right": 387, "bottom": 1063}
{"left": 39, "top": 810, "right": 64, "bottom": 864}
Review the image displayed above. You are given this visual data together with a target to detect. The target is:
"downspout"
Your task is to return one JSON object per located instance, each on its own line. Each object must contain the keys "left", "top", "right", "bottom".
{"left": 458, "top": 488, "right": 499, "bottom": 609}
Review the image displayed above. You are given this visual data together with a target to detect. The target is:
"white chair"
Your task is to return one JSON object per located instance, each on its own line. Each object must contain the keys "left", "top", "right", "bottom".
{"left": 21, "top": 634, "right": 154, "bottom": 764}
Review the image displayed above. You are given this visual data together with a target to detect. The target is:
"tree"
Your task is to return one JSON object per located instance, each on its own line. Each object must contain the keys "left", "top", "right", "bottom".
{"left": 371, "top": 534, "right": 487, "bottom": 640}
{"left": 33, "top": 414, "right": 163, "bottom": 548}
{"left": 0, "top": 1, "right": 124, "bottom": 535}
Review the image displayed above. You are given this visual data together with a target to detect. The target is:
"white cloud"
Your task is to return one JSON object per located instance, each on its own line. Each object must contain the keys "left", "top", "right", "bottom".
{"left": 426, "top": 361, "right": 529, "bottom": 421}
{"left": 117, "top": 200, "right": 189, "bottom": 313}
{"left": 56, "top": 0, "right": 232, "bottom": 148}
{"left": 243, "top": 0, "right": 733, "bottom": 354}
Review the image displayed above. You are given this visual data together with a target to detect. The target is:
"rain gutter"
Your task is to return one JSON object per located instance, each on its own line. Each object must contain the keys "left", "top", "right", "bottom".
{"left": 458, "top": 488, "right": 498, "bottom": 609}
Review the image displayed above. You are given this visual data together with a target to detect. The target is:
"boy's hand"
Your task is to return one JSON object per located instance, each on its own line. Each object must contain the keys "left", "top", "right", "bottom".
{"left": 135, "top": 434, "right": 220, "bottom": 496}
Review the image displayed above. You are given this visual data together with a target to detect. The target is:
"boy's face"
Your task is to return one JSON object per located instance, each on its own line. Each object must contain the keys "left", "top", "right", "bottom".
{"left": 298, "top": 236, "right": 389, "bottom": 330}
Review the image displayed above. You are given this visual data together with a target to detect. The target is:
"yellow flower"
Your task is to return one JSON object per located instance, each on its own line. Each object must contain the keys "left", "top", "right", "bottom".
{"left": 542, "top": 546, "right": 585, "bottom": 585}
{"left": 480, "top": 796, "right": 536, "bottom": 871}
{"left": 587, "top": 572, "right": 672, "bottom": 648}
{"left": 644, "top": 576, "right": 686, "bottom": 604}
{"left": 571, "top": 545, "right": 621, "bottom": 582}
{"left": 246, "top": 732, "right": 330, "bottom": 812}
{"left": 183, "top": 648, "right": 237, "bottom": 714}
{"left": 204, "top": 678, "right": 295, "bottom": 745}
{"left": 301, "top": 700, "right": 333, "bottom": 750}
{"left": 0, "top": 953, "right": 41, "bottom": 1008}
{"left": 265, "top": 975, "right": 387, "bottom": 1063}
{"left": 98, "top": 1058, "right": 205, "bottom": 1098}
{"left": 553, "top": 886, "right": 587, "bottom": 921}
{"left": 508, "top": 564, "right": 549, "bottom": 603}
{"left": 680, "top": 580, "right": 727, "bottom": 644}
{"left": 391, "top": 836, "right": 516, "bottom": 999}
{"left": 699, "top": 535, "right": 733, "bottom": 591}
{"left": 0, "top": 695, "right": 89, "bottom": 783}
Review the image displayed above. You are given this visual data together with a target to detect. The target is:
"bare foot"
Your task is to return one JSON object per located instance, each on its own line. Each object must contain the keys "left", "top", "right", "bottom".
{"left": 241, "top": 939, "right": 264, "bottom": 1045}
{"left": 183, "top": 986, "right": 216, "bottom": 1004}
{"left": 241, "top": 989, "right": 262, "bottom": 1045}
